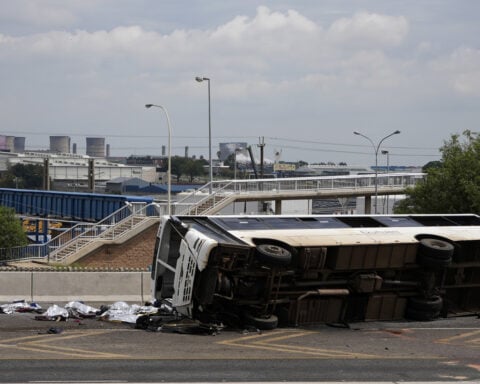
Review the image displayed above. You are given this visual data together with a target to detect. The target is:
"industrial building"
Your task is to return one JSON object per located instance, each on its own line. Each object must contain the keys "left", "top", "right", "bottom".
{"left": 0, "top": 134, "right": 163, "bottom": 192}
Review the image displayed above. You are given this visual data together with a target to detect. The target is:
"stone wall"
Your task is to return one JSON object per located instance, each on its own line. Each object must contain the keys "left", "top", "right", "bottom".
{"left": 78, "top": 225, "right": 157, "bottom": 269}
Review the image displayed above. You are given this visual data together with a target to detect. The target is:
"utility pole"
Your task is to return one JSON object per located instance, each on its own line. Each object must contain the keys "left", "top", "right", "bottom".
{"left": 88, "top": 158, "right": 95, "bottom": 193}
{"left": 258, "top": 136, "right": 265, "bottom": 178}
{"left": 42, "top": 158, "right": 50, "bottom": 190}
{"left": 257, "top": 137, "right": 266, "bottom": 212}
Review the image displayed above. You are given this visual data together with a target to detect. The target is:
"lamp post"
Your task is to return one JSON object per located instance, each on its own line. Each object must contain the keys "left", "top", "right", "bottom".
{"left": 382, "top": 150, "right": 390, "bottom": 214}
{"left": 353, "top": 130, "right": 400, "bottom": 214}
{"left": 195, "top": 76, "right": 213, "bottom": 194}
{"left": 145, "top": 103, "right": 172, "bottom": 215}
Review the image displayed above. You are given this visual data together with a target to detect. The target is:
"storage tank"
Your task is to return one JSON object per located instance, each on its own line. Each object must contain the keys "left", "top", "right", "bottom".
{"left": 50, "top": 136, "right": 70, "bottom": 153}
{"left": 86, "top": 137, "right": 105, "bottom": 157}
{"left": 14, "top": 137, "right": 26, "bottom": 153}
{"left": 0, "top": 135, "right": 7, "bottom": 151}
{"left": 5, "top": 136, "right": 15, "bottom": 152}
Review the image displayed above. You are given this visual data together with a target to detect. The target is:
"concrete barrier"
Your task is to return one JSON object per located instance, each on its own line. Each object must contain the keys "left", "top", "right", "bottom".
{"left": 0, "top": 272, "right": 151, "bottom": 303}
{"left": 0, "top": 272, "right": 32, "bottom": 301}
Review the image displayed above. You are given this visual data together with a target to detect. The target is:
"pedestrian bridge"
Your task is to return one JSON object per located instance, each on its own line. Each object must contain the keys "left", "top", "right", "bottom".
{"left": 174, "top": 172, "right": 425, "bottom": 215}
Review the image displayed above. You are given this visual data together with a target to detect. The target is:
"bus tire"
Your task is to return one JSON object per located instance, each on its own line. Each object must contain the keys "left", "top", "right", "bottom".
{"left": 256, "top": 242, "right": 292, "bottom": 266}
{"left": 417, "top": 253, "right": 452, "bottom": 269}
{"left": 243, "top": 313, "right": 279, "bottom": 330}
{"left": 405, "top": 307, "right": 440, "bottom": 321}
{"left": 408, "top": 296, "right": 443, "bottom": 313}
{"left": 418, "top": 238, "right": 454, "bottom": 259}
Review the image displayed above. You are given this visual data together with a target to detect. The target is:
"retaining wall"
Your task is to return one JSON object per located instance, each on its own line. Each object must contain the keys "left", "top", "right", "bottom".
{"left": 0, "top": 271, "right": 151, "bottom": 303}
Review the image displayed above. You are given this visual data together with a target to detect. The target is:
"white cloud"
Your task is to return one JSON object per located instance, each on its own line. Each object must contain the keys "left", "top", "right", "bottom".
{"left": 0, "top": 0, "right": 78, "bottom": 29}
{"left": 430, "top": 47, "right": 480, "bottom": 96}
{"left": 0, "top": 3, "right": 478, "bottom": 163}
{"left": 327, "top": 12, "right": 408, "bottom": 48}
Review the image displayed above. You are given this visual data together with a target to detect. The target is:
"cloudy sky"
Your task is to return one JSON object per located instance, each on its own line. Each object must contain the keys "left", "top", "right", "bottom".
{"left": 1, "top": 0, "right": 479, "bottom": 166}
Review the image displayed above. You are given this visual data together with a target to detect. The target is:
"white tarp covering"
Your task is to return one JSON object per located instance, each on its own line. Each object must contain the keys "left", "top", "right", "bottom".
{"left": 44, "top": 304, "right": 69, "bottom": 319}
{"left": 0, "top": 300, "right": 42, "bottom": 314}
{"left": 99, "top": 301, "right": 158, "bottom": 324}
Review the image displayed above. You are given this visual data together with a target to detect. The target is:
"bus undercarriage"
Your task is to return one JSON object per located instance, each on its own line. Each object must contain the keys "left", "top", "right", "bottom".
{"left": 151, "top": 215, "right": 480, "bottom": 329}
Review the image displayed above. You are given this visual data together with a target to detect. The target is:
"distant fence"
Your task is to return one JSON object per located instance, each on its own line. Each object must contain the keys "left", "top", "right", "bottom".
{"left": 0, "top": 188, "right": 154, "bottom": 221}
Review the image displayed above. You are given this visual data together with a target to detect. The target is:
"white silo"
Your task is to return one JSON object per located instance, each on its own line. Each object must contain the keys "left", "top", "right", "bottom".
{"left": 86, "top": 137, "right": 105, "bottom": 157}
{"left": 5, "top": 136, "right": 15, "bottom": 152}
{"left": 50, "top": 136, "right": 71, "bottom": 153}
{"left": 14, "top": 137, "right": 26, "bottom": 153}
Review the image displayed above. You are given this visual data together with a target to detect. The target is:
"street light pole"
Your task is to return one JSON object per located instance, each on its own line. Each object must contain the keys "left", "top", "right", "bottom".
{"left": 353, "top": 130, "right": 400, "bottom": 214}
{"left": 382, "top": 150, "right": 390, "bottom": 213}
{"left": 195, "top": 76, "right": 213, "bottom": 194}
{"left": 145, "top": 103, "right": 172, "bottom": 215}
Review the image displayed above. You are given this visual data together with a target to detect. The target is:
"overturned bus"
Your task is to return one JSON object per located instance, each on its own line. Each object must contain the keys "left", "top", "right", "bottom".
{"left": 151, "top": 214, "right": 480, "bottom": 329}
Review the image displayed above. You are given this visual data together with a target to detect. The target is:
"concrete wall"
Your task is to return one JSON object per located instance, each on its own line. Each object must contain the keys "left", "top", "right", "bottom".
{"left": 0, "top": 271, "right": 151, "bottom": 303}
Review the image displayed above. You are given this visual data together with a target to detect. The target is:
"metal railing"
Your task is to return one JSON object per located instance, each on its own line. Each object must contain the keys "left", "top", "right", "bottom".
{"left": 172, "top": 173, "right": 425, "bottom": 215}
{"left": 1, "top": 202, "right": 164, "bottom": 263}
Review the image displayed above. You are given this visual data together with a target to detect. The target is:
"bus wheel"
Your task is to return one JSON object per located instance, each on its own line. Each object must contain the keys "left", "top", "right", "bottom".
{"left": 417, "top": 238, "right": 453, "bottom": 268}
{"left": 417, "top": 253, "right": 452, "bottom": 268}
{"left": 418, "top": 238, "right": 454, "bottom": 258}
{"left": 408, "top": 295, "right": 443, "bottom": 312}
{"left": 405, "top": 296, "right": 443, "bottom": 321}
{"left": 256, "top": 242, "right": 292, "bottom": 266}
{"left": 243, "top": 313, "right": 279, "bottom": 330}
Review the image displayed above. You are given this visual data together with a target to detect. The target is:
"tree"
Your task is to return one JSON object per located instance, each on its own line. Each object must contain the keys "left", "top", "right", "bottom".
{"left": 183, "top": 158, "right": 206, "bottom": 183}
{"left": 170, "top": 156, "right": 206, "bottom": 183}
{"left": 0, "top": 206, "right": 28, "bottom": 248}
{"left": 0, "top": 163, "right": 44, "bottom": 189}
{"left": 395, "top": 130, "right": 480, "bottom": 214}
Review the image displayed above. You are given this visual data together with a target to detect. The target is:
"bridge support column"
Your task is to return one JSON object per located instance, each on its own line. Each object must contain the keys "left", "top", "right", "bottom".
{"left": 274, "top": 199, "right": 282, "bottom": 214}
{"left": 364, "top": 196, "right": 372, "bottom": 214}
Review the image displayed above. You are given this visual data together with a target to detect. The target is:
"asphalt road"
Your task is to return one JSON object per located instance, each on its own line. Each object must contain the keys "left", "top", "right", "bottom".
{"left": 1, "top": 306, "right": 479, "bottom": 383}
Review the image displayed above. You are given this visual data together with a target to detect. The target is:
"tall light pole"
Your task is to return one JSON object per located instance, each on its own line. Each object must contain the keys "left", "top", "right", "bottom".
{"left": 195, "top": 76, "right": 213, "bottom": 194}
{"left": 145, "top": 103, "right": 172, "bottom": 215}
{"left": 382, "top": 150, "right": 390, "bottom": 214}
{"left": 353, "top": 130, "right": 400, "bottom": 214}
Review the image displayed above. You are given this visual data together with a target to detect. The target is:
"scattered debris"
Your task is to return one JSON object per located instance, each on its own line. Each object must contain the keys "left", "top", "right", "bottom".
{"left": 0, "top": 299, "right": 223, "bottom": 335}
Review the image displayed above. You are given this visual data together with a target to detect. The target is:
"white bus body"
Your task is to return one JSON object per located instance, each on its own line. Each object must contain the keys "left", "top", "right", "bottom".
{"left": 151, "top": 214, "right": 480, "bottom": 329}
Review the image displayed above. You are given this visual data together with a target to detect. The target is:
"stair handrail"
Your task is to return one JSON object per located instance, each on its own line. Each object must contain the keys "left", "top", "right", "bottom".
{"left": 173, "top": 181, "right": 234, "bottom": 215}
{"left": 0, "top": 202, "right": 164, "bottom": 263}
{"left": 47, "top": 202, "right": 163, "bottom": 263}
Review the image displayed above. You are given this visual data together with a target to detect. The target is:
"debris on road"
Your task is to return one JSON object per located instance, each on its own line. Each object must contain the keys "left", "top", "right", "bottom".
{"left": 0, "top": 299, "right": 223, "bottom": 335}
